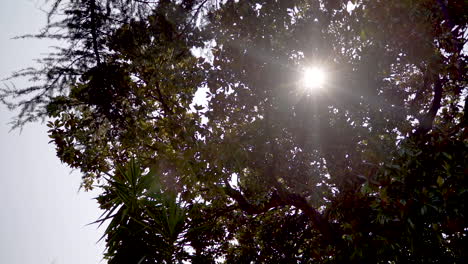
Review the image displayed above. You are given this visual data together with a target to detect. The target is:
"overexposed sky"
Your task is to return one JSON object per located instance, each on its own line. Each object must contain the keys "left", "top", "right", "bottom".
{"left": 0, "top": 1, "right": 106, "bottom": 263}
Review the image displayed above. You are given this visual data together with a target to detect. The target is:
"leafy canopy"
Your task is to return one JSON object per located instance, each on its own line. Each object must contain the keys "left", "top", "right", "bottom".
{"left": 2, "top": 0, "right": 467, "bottom": 263}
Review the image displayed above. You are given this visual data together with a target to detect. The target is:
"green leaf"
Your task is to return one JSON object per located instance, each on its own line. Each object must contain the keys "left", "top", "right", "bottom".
{"left": 437, "top": 176, "right": 444, "bottom": 186}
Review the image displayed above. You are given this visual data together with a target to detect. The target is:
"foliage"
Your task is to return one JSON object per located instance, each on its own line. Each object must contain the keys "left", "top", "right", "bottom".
{"left": 2, "top": 0, "right": 467, "bottom": 263}
{"left": 96, "top": 159, "right": 188, "bottom": 263}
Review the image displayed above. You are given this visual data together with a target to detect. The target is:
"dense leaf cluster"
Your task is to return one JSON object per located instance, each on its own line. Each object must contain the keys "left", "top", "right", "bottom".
{"left": 2, "top": 0, "right": 467, "bottom": 263}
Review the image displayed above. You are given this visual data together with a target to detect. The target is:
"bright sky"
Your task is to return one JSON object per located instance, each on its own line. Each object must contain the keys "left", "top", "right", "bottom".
{"left": 0, "top": 1, "right": 106, "bottom": 263}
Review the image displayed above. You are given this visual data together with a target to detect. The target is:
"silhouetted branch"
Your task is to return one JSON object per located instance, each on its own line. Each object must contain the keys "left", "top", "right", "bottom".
{"left": 223, "top": 179, "right": 339, "bottom": 243}
{"left": 414, "top": 77, "right": 442, "bottom": 136}
{"left": 89, "top": 0, "right": 102, "bottom": 65}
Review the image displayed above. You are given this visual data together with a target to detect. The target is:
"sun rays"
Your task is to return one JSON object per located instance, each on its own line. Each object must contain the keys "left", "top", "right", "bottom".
{"left": 302, "top": 67, "right": 326, "bottom": 91}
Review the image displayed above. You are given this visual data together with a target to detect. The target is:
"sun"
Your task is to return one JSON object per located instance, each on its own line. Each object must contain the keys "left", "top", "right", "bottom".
{"left": 302, "top": 67, "right": 326, "bottom": 90}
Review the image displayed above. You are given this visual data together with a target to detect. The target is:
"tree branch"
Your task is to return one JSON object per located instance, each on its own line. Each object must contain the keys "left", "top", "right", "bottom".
{"left": 414, "top": 77, "right": 443, "bottom": 136}
{"left": 89, "top": 0, "right": 101, "bottom": 65}
{"left": 223, "top": 179, "right": 282, "bottom": 215}
{"left": 223, "top": 179, "right": 339, "bottom": 243}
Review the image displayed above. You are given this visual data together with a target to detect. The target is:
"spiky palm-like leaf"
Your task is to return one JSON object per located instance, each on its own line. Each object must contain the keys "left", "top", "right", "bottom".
{"left": 95, "top": 159, "right": 187, "bottom": 263}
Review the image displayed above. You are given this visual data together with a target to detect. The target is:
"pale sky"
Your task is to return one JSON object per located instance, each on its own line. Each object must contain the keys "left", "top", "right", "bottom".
{"left": 0, "top": 1, "right": 106, "bottom": 263}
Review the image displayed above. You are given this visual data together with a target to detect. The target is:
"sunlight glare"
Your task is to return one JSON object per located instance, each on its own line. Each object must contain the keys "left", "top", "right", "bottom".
{"left": 302, "top": 67, "right": 326, "bottom": 90}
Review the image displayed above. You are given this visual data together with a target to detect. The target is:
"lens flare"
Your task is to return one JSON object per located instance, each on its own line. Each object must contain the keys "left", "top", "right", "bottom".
{"left": 302, "top": 67, "right": 326, "bottom": 90}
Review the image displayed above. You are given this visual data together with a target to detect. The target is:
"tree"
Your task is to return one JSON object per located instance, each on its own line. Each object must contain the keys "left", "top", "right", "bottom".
{"left": 2, "top": 0, "right": 467, "bottom": 263}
